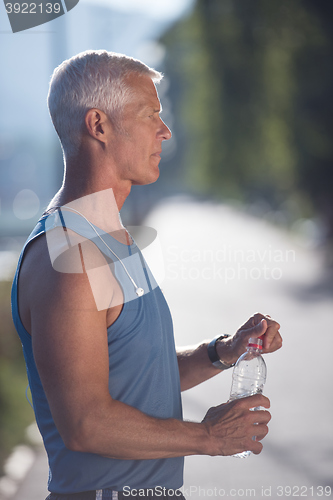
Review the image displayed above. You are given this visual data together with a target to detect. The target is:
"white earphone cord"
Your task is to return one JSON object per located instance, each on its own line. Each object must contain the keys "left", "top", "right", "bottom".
{"left": 55, "top": 206, "right": 144, "bottom": 297}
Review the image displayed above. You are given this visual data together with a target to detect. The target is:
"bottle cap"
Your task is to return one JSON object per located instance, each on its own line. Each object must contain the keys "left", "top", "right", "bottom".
{"left": 248, "top": 337, "right": 263, "bottom": 349}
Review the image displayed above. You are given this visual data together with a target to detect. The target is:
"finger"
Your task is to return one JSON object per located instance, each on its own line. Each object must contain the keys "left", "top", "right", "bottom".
{"left": 266, "top": 317, "right": 280, "bottom": 330}
{"left": 263, "top": 331, "right": 283, "bottom": 353}
{"left": 248, "top": 409, "right": 271, "bottom": 425}
{"left": 258, "top": 313, "right": 280, "bottom": 329}
{"left": 261, "top": 319, "right": 281, "bottom": 350}
{"left": 243, "top": 317, "right": 267, "bottom": 343}
{"left": 254, "top": 318, "right": 268, "bottom": 336}
{"left": 252, "top": 423, "right": 269, "bottom": 441}
{"left": 236, "top": 394, "right": 270, "bottom": 409}
{"left": 253, "top": 312, "right": 267, "bottom": 325}
{"left": 251, "top": 441, "right": 264, "bottom": 455}
{"left": 263, "top": 328, "right": 282, "bottom": 351}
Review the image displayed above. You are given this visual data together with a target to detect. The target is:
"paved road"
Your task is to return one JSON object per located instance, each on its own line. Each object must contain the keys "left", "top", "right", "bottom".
{"left": 148, "top": 198, "right": 333, "bottom": 498}
{"left": 4, "top": 197, "right": 333, "bottom": 499}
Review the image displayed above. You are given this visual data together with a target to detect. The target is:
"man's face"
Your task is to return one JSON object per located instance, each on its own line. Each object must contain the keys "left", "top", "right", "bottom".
{"left": 109, "top": 73, "right": 172, "bottom": 186}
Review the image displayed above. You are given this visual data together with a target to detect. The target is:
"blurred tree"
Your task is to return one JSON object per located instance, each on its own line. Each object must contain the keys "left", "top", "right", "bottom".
{"left": 293, "top": 0, "right": 333, "bottom": 241}
{"left": 161, "top": 0, "right": 333, "bottom": 239}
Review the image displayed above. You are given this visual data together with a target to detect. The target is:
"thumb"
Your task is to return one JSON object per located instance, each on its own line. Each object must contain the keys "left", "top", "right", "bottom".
{"left": 251, "top": 318, "right": 267, "bottom": 337}
{"left": 248, "top": 318, "right": 270, "bottom": 350}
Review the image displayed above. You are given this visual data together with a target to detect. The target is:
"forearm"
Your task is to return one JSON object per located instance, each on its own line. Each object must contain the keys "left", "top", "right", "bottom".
{"left": 177, "top": 339, "right": 235, "bottom": 391}
{"left": 67, "top": 397, "right": 210, "bottom": 459}
{"left": 63, "top": 391, "right": 271, "bottom": 460}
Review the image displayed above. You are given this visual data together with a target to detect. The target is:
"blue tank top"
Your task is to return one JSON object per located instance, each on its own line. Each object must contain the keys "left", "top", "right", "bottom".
{"left": 11, "top": 211, "right": 184, "bottom": 493}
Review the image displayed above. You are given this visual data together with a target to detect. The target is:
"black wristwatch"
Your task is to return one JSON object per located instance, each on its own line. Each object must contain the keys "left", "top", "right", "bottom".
{"left": 207, "top": 334, "right": 235, "bottom": 370}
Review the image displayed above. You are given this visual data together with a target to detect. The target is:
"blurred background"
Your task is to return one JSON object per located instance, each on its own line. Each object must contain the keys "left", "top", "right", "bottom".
{"left": 0, "top": 0, "right": 332, "bottom": 498}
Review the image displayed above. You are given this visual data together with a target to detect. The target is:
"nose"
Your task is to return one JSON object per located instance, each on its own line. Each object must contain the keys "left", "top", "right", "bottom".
{"left": 159, "top": 118, "right": 172, "bottom": 141}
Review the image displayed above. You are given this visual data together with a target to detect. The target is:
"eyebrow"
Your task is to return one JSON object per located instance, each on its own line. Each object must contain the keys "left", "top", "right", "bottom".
{"left": 146, "top": 103, "right": 163, "bottom": 113}
{"left": 138, "top": 103, "right": 163, "bottom": 115}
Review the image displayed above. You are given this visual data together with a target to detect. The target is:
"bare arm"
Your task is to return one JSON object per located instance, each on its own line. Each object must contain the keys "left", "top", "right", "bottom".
{"left": 177, "top": 341, "right": 222, "bottom": 392}
{"left": 177, "top": 313, "right": 282, "bottom": 391}
{"left": 25, "top": 237, "right": 271, "bottom": 460}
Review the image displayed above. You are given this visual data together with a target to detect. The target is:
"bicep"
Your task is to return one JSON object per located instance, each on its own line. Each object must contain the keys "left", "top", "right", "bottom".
{"left": 31, "top": 266, "right": 111, "bottom": 444}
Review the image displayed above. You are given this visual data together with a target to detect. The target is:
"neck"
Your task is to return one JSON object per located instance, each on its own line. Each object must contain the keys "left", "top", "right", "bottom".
{"left": 51, "top": 180, "right": 131, "bottom": 212}
{"left": 52, "top": 145, "right": 132, "bottom": 208}
{"left": 47, "top": 166, "right": 132, "bottom": 235}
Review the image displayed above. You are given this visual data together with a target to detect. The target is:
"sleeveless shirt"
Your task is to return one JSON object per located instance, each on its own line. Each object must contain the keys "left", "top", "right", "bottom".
{"left": 11, "top": 211, "right": 184, "bottom": 493}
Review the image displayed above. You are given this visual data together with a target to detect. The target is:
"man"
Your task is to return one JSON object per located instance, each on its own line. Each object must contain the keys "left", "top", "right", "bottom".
{"left": 11, "top": 50, "right": 282, "bottom": 500}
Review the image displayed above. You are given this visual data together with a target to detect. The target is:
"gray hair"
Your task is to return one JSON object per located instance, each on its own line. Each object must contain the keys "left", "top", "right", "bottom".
{"left": 47, "top": 50, "right": 163, "bottom": 159}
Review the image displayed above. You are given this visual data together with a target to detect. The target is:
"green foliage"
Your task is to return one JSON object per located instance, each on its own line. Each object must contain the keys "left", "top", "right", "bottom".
{"left": 0, "top": 280, "right": 34, "bottom": 475}
{"left": 162, "top": 0, "right": 333, "bottom": 230}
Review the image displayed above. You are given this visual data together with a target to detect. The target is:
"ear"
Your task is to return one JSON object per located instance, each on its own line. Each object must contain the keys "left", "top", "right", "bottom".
{"left": 84, "top": 108, "right": 110, "bottom": 143}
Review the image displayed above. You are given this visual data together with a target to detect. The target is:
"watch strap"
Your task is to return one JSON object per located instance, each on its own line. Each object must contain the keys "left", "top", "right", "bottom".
{"left": 207, "top": 334, "right": 235, "bottom": 370}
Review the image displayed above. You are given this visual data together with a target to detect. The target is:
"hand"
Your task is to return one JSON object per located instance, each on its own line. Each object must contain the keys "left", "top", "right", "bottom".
{"left": 202, "top": 394, "right": 271, "bottom": 456}
{"left": 216, "top": 312, "right": 282, "bottom": 365}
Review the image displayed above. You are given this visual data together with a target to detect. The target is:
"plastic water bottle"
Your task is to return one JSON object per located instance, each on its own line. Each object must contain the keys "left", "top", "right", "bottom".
{"left": 229, "top": 336, "right": 267, "bottom": 458}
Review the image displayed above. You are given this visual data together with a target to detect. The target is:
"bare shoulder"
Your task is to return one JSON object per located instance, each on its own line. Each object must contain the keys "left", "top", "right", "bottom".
{"left": 18, "top": 230, "right": 120, "bottom": 334}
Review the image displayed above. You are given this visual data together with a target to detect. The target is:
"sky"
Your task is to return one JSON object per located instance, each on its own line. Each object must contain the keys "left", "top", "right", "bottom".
{"left": 85, "top": 0, "right": 195, "bottom": 21}
{"left": 0, "top": 0, "right": 195, "bottom": 236}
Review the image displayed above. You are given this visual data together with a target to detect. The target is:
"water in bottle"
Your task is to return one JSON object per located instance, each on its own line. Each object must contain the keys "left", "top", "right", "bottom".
{"left": 229, "top": 336, "right": 267, "bottom": 458}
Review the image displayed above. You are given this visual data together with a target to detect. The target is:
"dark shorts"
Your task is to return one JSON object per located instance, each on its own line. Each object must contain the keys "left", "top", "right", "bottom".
{"left": 46, "top": 487, "right": 186, "bottom": 500}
